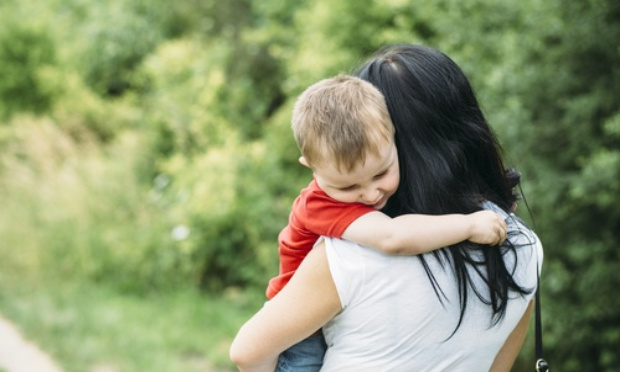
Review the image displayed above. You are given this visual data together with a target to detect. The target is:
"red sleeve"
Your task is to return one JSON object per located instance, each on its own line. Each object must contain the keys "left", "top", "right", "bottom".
{"left": 297, "top": 180, "right": 375, "bottom": 238}
{"left": 266, "top": 180, "right": 374, "bottom": 299}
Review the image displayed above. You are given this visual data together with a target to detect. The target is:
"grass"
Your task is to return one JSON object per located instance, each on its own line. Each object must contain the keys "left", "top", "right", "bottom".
{"left": 0, "top": 275, "right": 263, "bottom": 372}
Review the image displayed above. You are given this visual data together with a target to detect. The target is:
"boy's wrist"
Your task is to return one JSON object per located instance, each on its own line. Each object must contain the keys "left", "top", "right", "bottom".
{"left": 465, "top": 214, "right": 476, "bottom": 240}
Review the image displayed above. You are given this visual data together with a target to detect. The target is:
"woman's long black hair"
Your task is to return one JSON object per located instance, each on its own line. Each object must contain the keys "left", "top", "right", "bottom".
{"left": 355, "top": 44, "right": 531, "bottom": 334}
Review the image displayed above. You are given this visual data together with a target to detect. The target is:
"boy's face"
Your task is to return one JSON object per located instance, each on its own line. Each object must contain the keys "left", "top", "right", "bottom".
{"left": 309, "top": 140, "right": 400, "bottom": 210}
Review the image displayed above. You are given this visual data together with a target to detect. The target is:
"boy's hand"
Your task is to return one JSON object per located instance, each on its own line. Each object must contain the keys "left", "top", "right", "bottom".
{"left": 468, "top": 210, "right": 507, "bottom": 246}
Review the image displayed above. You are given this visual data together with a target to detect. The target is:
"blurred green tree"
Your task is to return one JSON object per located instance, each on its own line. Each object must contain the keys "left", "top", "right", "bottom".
{"left": 506, "top": 1, "right": 620, "bottom": 369}
{"left": 0, "top": 18, "right": 55, "bottom": 119}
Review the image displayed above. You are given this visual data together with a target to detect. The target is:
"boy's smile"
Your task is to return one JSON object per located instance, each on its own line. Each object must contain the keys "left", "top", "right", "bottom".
{"left": 307, "top": 140, "right": 400, "bottom": 209}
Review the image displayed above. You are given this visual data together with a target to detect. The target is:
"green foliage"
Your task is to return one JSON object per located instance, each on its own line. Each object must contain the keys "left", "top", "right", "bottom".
{"left": 74, "top": 1, "right": 165, "bottom": 96}
{"left": 500, "top": 1, "right": 620, "bottom": 369}
{"left": 136, "top": 38, "right": 234, "bottom": 154}
{"left": 0, "top": 118, "right": 173, "bottom": 291}
{"left": 0, "top": 0, "right": 618, "bottom": 370}
{"left": 0, "top": 15, "right": 56, "bottom": 119}
{"left": 154, "top": 138, "right": 283, "bottom": 292}
{"left": 44, "top": 69, "right": 137, "bottom": 142}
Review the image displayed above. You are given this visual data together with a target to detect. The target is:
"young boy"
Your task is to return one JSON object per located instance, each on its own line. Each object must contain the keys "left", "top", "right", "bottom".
{"left": 266, "top": 75, "right": 506, "bottom": 370}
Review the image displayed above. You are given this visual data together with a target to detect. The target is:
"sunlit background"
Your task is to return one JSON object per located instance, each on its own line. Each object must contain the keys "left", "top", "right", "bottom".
{"left": 0, "top": 0, "right": 618, "bottom": 371}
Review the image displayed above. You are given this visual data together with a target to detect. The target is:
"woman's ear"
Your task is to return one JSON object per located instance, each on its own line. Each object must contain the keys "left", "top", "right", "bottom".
{"left": 299, "top": 156, "right": 311, "bottom": 169}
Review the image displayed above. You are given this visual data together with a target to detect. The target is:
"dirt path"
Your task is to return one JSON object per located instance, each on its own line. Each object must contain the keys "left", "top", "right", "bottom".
{"left": 0, "top": 315, "right": 64, "bottom": 372}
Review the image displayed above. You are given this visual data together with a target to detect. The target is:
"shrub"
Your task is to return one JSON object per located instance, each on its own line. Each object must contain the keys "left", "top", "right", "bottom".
{"left": 0, "top": 19, "right": 56, "bottom": 119}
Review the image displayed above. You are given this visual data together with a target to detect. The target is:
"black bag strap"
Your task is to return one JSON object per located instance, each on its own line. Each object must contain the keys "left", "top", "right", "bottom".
{"left": 535, "top": 271, "right": 549, "bottom": 372}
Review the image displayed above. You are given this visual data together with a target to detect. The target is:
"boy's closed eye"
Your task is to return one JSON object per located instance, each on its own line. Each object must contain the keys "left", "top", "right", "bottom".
{"left": 338, "top": 185, "right": 358, "bottom": 192}
{"left": 338, "top": 170, "right": 389, "bottom": 191}
{"left": 373, "top": 170, "right": 388, "bottom": 180}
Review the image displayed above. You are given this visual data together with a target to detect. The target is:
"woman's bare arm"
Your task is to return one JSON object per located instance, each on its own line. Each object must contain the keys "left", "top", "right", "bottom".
{"left": 229, "top": 241, "right": 341, "bottom": 372}
{"left": 490, "top": 300, "right": 534, "bottom": 372}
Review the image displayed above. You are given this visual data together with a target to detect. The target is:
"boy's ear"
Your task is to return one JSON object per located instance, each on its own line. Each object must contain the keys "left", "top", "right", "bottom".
{"left": 299, "top": 156, "right": 311, "bottom": 168}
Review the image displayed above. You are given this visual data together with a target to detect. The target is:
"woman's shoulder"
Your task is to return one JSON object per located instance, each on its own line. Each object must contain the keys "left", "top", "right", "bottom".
{"left": 322, "top": 237, "right": 367, "bottom": 272}
{"left": 323, "top": 237, "right": 394, "bottom": 267}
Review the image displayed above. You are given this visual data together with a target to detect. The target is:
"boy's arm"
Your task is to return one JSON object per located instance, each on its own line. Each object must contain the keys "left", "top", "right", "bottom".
{"left": 341, "top": 210, "right": 507, "bottom": 255}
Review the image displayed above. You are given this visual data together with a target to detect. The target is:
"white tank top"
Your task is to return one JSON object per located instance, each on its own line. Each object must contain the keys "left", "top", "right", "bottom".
{"left": 321, "top": 206, "right": 542, "bottom": 371}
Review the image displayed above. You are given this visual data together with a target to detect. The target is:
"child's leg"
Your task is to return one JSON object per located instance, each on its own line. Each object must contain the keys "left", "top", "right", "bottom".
{"left": 275, "top": 333, "right": 326, "bottom": 372}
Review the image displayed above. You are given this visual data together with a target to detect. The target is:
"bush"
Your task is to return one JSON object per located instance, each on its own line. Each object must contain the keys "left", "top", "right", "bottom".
{"left": 0, "top": 18, "right": 56, "bottom": 119}
{"left": 0, "top": 118, "right": 175, "bottom": 292}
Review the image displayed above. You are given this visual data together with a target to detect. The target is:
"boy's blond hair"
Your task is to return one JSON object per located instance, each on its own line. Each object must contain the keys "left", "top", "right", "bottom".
{"left": 292, "top": 75, "right": 394, "bottom": 172}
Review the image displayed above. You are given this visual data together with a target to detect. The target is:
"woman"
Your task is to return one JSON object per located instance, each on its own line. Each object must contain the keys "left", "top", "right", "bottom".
{"left": 230, "top": 44, "right": 542, "bottom": 371}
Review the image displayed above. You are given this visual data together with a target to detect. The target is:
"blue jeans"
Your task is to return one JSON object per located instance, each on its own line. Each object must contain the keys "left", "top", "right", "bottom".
{"left": 275, "top": 333, "right": 327, "bottom": 372}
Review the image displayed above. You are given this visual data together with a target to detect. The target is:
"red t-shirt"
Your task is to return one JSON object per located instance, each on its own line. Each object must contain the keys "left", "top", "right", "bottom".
{"left": 266, "top": 179, "right": 374, "bottom": 299}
